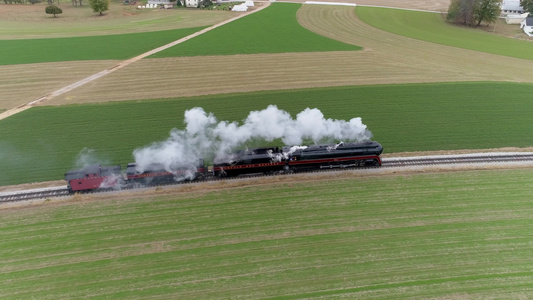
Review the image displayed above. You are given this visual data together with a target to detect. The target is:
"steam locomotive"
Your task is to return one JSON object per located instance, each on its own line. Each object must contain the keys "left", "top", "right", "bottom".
{"left": 65, "top": 141, "right": 383, "bottom": 192}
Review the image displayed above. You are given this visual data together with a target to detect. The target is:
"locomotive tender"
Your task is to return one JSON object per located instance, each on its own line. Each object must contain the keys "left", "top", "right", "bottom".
{"left": 65, "top": 141, "right": 383, "bottom": 192}
{"left": 126, "top": 160, "right": 208, "bottom": 186}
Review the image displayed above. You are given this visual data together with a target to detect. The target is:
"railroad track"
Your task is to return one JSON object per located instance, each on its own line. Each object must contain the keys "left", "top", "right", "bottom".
{"left": 0, "top": 186, "right": 70, "bottom": 203}
{"left": 2, "top": 153, "right": 533, "bottom": 204}
{"left": 382, "top": 153, "right": 533, "bottom": 167}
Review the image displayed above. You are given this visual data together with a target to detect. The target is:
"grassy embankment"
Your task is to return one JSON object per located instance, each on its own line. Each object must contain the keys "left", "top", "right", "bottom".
{"left": 1, "top": 169, "right": 533, "bottom": 298}
{"left": 1, "top": 82, "right": 532, "bottom": 186}
{"left": 356, "top": 6, "right": 533, "bottom": 60}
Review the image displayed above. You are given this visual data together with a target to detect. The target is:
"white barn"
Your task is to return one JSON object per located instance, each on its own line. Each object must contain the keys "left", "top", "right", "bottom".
{"left": 501, "top": 0, "right": 525, "bottom": 15}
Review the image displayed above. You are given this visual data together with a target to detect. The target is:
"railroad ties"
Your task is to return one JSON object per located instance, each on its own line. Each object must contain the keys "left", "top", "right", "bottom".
{"left": 382, "top": 153, "right": 533, "bottom": 167}
{"left": 0, "top": 186, "right": 70, "bottom": 203}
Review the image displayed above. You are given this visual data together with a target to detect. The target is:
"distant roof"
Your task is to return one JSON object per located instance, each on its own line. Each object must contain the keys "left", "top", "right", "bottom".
{"left": 501, "top": 0, "right": 524, "bottom": 11}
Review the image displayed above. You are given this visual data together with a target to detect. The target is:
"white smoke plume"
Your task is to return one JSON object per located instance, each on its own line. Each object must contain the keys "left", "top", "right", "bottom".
{"left": 75, "top": 148, "right": 110, "bottom": 169}
{"left": 99, "top": 173, "right": 123, "bottom": 190}
{"left": 133, "top": 105, "right": 372, "bottom": 172}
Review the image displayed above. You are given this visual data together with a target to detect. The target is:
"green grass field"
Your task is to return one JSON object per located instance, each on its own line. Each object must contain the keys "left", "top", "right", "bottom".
{"left": 0, "top": 27, "right": 204, "bottom": 65}
{"left": 2, "top": 169, "right": 533, "bottom": 298}
{"left": 356, "top": 6, "right": 533, "bottom": 61}
{"left": 1, "top": 82, "right": 532, "bottom": 186}
{"left": 150, "top": 3, "right": 361, "bottom": 57}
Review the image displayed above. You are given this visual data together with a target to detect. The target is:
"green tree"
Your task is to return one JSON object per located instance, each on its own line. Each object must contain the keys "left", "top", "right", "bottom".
{"left": 521, "top": 0, "right": 533, "bottom": 15}
{"left": 45, "top": 5, "right": 62, "bottom": 17}
{"left": 89, "top": 0, "right": 109, "bottom": 15}
{"left": 474, "top": 0, "right": 501, "bottom": 26}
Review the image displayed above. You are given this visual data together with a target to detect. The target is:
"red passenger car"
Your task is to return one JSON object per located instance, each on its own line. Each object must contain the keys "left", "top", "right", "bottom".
{"left": 65, "top": 164, "right": 122, "bottom": 192}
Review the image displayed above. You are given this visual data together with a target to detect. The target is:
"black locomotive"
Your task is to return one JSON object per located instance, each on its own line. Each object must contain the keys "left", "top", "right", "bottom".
{"left": 213, "top": 141, "right": 383, "bottom": 177}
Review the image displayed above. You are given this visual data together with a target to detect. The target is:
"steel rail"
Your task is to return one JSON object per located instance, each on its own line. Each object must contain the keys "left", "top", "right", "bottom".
{"left": 382, "top": 153, "right": 533, "bottom": 167}
{"left": 2, "top": 153, "right": 533, "bottom": 203}
{"left": 0, "top": 188, "right": 70, "bottom": 203}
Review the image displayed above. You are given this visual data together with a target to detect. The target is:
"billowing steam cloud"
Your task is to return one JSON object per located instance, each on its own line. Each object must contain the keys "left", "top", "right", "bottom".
{"left": 75, "top": 148, "right": 110, "bottom": 169}
{"left": 132, "top": 105, "right": 372, "bottom": 173}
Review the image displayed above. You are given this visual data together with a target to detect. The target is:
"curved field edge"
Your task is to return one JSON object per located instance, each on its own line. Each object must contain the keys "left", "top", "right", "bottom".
{"left": 150, "top": 3, "right": 361, "bottom": 58}
{"left": 1, "top": 169, "right": 533, "bottom": 298}
{"left": 1, "top": 81, "right": 532, "bottom": 186}
{"left": 356, "top": 6, "right": 533, "bottom": 61}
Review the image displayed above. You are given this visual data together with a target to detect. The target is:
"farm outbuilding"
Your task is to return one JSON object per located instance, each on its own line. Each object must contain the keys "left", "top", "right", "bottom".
{"left": 231, "top": 0, "right": 254, "bottom": 11}
{"left": 147, "top": 0, "right": 170, "bottom": 4}
{"left": 232, "top": 3, "right": 247, "bottom": 11}
{"left": 505, "top": 12, "right": 529, "bottom": 24}
{"left": 185, "top": 0, "right": 198, "bottom": 7}
{"left": 521, "top": 17, "right": 533, "bottom": 36}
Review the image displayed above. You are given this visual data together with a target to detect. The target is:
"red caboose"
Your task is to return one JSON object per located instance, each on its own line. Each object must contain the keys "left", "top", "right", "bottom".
{"left": 65, "top": 164, "right": 122, "bottom": 192}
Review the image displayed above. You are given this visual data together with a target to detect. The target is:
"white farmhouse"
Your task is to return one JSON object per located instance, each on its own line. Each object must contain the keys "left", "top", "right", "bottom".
{"left": 521, "top": 17, "right": 533, "bottom": 36}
